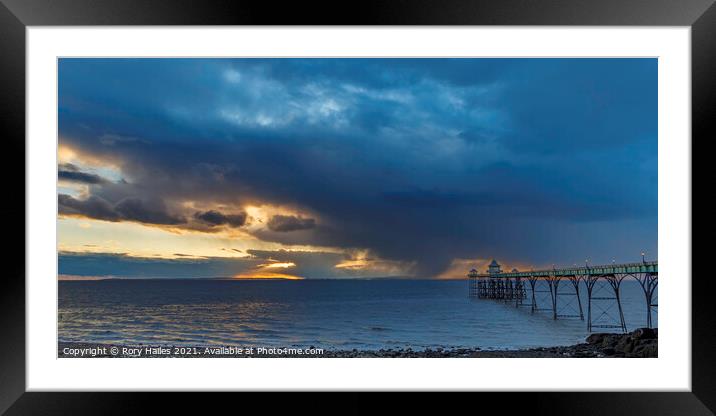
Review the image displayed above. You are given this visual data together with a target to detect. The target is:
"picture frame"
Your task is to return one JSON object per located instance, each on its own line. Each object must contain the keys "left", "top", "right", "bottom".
{"left": 1, "top": 0, "right": 710, "bottom": 413}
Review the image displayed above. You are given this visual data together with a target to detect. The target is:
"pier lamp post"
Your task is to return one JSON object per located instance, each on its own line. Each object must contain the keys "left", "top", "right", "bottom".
{"left": 641, "top": 252, "right": 646, "bottom": 263}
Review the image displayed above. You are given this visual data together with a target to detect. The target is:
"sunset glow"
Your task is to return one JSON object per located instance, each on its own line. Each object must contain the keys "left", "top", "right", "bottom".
{"left": 232, "top": 272, "right": 304, "bottom": 280}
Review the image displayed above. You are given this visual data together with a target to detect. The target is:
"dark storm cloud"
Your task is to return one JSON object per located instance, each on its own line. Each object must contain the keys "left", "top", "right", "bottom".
{"left": 194, "top": 210, "right": 247, "bottom": 228}
{"left": 58, "top": 163, "right": 109, "bottom": 185}
{"left": 59, "top": 194, "right": 120, "bottom": 221}
{"left": 267, "top": 215, "right": 316, "bottom": 232}
{"left": 58, "top": 58, "right": 658, "bottom": 275}
{"left": 58, "top": 170, "right": 106, "bottom": 184}
{"left": 114, "top": 198, "right": 186, "bottom": 225}
{"left": 59, "top": 194, "right": 185, "bottom": 225}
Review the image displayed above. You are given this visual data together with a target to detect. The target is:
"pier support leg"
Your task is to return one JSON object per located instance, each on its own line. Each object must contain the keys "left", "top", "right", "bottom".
{"left": 586, "top": 275, "right": 596, "bottom": 332}
{"left": 547, "top": 275, "right": 560, "bottom": 320}
{"left": 605, "top": 274, "right": 627, "bottom": 333}
{"left": 635, "top": 272, "right": 658, "bottom": 328}
{"left": 528, "top": 276, "right": 538, "bottom": 313}
{"left": 585, "top": 274, "right": 627, "bottom": 333}
{"left": 515, "top": 277, "right": 525, "bottom": 307}
{"left": 568, "top": 275, "right": 584, "bottom": 321}
{"left": 505, "top": 279, "right": 513, "bottom": 303}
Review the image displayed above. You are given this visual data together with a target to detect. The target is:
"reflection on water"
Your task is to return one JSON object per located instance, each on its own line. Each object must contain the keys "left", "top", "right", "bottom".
{"left": 58, "top": 279, "right": 657, "bottom": 350}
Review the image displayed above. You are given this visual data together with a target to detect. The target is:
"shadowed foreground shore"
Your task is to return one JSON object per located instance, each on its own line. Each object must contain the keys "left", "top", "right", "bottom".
{"left": 58, "top": 328, "right": 657, "bottom": 358}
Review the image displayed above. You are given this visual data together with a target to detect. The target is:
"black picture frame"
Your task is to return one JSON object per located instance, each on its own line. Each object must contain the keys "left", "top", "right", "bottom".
{"left": 0, "top": 0, "right": 711, "bottom": 413}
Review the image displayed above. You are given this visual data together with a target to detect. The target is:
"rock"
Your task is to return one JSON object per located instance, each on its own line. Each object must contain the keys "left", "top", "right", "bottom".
{"left": 632, "top": 328, "right": 657, "bottom": 340}
{"left": 601, "top": 334, "right": 621, "bottom": 348}
{"left": 586, "top": 333, "right": 608, "bottom": 344}
{"left": 629, "top": 338, "right": 658, "bottom": 357}
{"left": 632, "top": 343, "right": 658, "bottom": 358}
{"left": 615, "top": 336, "right": 635, "bottom": 353}
{"left": 583, "top": 330, "right": 660, "bottom": 357}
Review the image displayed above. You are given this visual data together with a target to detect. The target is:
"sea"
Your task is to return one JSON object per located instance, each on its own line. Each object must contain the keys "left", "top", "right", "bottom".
{"left": 58, "top": 279, "right": 657, "bottom": 351}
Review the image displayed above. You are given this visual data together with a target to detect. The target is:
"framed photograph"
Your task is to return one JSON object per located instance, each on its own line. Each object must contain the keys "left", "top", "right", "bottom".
{"left": 1, "top": 0, "right": 710, "bottom": 413}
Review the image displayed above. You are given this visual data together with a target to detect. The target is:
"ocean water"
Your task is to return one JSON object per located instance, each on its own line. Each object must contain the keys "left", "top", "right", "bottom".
{"left": 58, "top": 279, "right": 657, "bottom": 350}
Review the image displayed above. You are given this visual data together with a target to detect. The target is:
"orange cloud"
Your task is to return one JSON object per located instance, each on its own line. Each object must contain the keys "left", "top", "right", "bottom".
{"left": 258, "top": 262, "right": 296, "bottom": 269}
{"left": 232, "top": 271, "right": 303, "bottom": 280}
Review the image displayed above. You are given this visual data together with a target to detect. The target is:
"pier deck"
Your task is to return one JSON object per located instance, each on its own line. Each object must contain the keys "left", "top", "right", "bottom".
{"left": 468, "top": 261, "right": 658, "bottom": 333}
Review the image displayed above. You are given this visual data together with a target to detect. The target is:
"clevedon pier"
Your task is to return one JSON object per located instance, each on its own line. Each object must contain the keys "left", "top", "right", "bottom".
{"left": 468, "top": 258, "right": 658, "bottom": 333}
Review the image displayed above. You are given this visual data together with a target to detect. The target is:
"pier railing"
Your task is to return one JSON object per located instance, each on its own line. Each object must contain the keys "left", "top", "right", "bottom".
{"left": 472, "top": 261, "right": 657, "bottom": 278}
{"left": 468, "top": 261, "right": 658, "bottom": 333}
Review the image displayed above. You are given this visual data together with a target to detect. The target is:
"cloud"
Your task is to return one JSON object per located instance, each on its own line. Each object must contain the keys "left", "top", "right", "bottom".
{"left": 59, "top": 194, "right": 120, "bottom": 221}
{"left": 267, "top": 215, "right": 316, "bottom": 232}
{"left": 58, "top": 163, "right": 108, "bottom": 185}
{"left": 114, "top": 198, "right": 185, "bottom": 225}
{"left": 194, "top": 210, "right": 247, "bottom": 228}
{"left": 59, "top": 194, "right": 185, "bottom": 226}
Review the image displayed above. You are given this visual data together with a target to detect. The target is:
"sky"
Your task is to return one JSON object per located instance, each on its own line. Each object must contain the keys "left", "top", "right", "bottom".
{"left": 57, "top": 58, "right": 657, "bottom": 279}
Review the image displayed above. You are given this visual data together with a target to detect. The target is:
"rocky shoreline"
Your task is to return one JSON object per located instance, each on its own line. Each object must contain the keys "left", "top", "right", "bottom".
{"left": 58, "top": 328, "right": 657, "bottom": 358}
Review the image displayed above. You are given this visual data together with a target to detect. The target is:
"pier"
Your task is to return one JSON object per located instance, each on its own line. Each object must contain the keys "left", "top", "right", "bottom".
{"left": 468, "top": 259, "right": 658, "bottom": 333}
